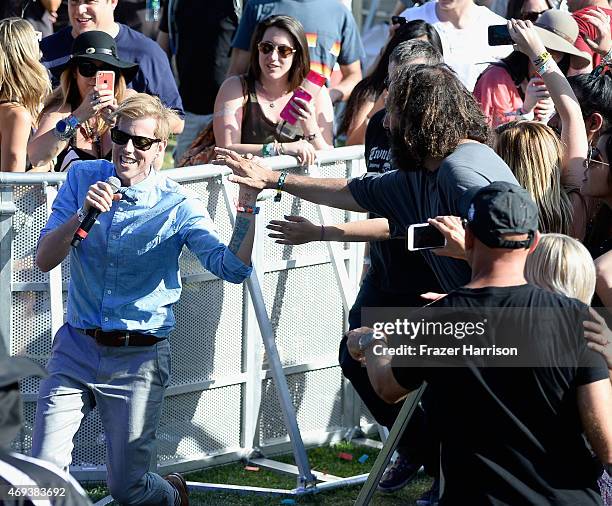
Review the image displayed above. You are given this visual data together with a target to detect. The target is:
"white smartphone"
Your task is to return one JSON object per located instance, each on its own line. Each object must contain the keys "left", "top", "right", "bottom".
{"left": 407, "top": 223, "right": 446, "bottom": 251}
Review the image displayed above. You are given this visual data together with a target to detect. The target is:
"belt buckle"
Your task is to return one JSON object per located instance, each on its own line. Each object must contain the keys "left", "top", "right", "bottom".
{"left": 124, "top": 331, "right": 130, "bottom": 347}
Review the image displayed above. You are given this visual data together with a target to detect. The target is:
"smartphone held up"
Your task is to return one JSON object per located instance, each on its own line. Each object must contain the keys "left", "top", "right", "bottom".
{"left": 96, "top": 71, "right": 115, "bottom": 95}
{"left": 488, "top": 25, "right": 513, "bottom": 46}
{"left": 407, "top": 223, "right": 447, "bottom": 251}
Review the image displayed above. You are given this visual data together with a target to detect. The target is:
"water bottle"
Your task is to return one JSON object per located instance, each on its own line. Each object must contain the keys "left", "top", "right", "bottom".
{"left": 277, "top": 70, "right": 326, "bottom": 141}
{"left": 145, "top": 0, "right": 161, "bottom": 22}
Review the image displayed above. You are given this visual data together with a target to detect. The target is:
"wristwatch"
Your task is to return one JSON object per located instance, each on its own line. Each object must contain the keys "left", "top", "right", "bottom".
{"left": 358, "top": 331, "right": 386, "bottom": 352}
{"left": 54, "top": 115, "right": 80, "bottom": 141}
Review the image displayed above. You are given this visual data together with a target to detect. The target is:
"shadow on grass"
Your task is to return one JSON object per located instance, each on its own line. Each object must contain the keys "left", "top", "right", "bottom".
{"left": 84, "top": 442, "right": 433, "bottom": 505}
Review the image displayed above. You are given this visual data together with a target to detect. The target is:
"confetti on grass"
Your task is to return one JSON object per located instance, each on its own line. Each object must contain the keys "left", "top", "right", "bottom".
{"left": 338, "top": 452, "right": 354, "bottom": 461}
{"left": 358, "top": 454, "right": 369, "bottom": 464}
{"left": 244, "top": 465, "right": 260, "bottom": 471}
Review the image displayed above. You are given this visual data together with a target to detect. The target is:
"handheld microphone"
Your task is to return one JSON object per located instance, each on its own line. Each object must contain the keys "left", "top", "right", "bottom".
{"left": 71, "top": 176, "right": 121, "bottom": 248}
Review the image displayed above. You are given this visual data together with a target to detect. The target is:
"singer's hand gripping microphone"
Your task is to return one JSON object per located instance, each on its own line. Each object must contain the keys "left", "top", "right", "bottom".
{"left": 71, "top": 176, "right": 121, "bottom": 248}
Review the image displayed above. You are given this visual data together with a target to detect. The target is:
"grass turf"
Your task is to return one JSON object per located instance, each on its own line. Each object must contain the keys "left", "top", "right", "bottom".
{"left": 84, "top": 441, "right": 432, "bottom": 505}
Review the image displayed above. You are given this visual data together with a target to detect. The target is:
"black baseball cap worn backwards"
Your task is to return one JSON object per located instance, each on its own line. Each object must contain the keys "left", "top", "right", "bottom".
{"left": 464, "top": 182, "right": 539, "bottom": 249}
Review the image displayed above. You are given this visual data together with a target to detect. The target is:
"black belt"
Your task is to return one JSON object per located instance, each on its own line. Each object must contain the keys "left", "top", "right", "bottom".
{"left": 81, "top": 328, "right": 163, "bottom": 347}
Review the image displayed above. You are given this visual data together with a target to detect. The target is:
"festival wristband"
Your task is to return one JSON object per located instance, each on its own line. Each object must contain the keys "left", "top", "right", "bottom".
{"left": 274, "top": 172, "right": 288, "bottom": 202}
{"left": 236, "top": 204, "right": 260, "bottom": 214}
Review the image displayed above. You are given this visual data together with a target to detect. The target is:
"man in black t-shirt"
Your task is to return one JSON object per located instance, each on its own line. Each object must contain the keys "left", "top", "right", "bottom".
{"left": 157, "top": 0, "right": 239, "bottom": 162}
{"left": 347, "top": 182, "right": 612, "bottom": 504}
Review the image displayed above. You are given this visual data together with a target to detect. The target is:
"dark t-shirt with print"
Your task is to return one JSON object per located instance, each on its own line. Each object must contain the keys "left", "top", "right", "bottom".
{"left": 348, "top": 142, "right": 518, "bottom": 292}
{"left": 391, "top": 284, "right": 609, "bottom": 505}
{"left": 364, "top": 110, "right": 439, "bottom": 295}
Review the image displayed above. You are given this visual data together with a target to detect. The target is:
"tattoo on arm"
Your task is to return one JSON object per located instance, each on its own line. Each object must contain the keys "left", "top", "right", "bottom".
{"left": 228, "top": 215, "right": 252, "bottom": 254}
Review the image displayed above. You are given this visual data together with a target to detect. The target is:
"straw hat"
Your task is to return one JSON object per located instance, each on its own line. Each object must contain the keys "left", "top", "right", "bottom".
{"left": 534, "top": 10, "right": 591, "bottom": 67}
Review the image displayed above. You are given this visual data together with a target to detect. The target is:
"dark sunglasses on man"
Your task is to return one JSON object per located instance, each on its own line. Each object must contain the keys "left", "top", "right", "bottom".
{"left": 257, "top": 41, "right": 296, "bottom": 58}
{"left": 111, "top": 128, "right": 161, "bottom": 151}
{"left": 77, "top": 61, "right": 118, "bottom": 78}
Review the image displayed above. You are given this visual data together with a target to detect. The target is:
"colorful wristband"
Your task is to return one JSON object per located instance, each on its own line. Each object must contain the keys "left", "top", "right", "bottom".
{"left": 274, "top": 171, "right": 288, "bottom": 203}
{"left": 236, "top": 204, "right": 260, "bottom": 214}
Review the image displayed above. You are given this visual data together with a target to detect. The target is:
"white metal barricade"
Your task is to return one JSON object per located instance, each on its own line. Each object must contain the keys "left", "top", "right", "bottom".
{"left": 1, "top": 146, "right": 383, "bottom": 496}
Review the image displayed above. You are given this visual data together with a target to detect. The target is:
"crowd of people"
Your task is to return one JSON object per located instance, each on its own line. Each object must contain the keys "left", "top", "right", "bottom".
{"left": 1, "top": 0, "right": 612, "bottom": 505}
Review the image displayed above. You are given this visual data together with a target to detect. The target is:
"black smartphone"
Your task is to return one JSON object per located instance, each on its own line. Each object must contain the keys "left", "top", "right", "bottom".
{"left": 391, "top": 16, "right": 407, "bottom": 25}
{"left": 407, "top": 224, "right": 446, "bottom": 251}
{"left": 488, "top": 25, "right": 513, "bottom": 46}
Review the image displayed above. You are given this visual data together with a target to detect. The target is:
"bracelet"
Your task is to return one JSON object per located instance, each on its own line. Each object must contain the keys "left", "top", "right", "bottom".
{"left": 262, "top": 142, "right": 277, "bottom": 157}
{"left": 274, "top": 171, "right": 288, "bottom": 202}
{"left": 320, "top": 224, "right": 325, "bottom": 241}
{"left": 304, "top": 132, "right": 318, "bottom": 142}
{"left": 602, "top": 46, "right": 612, "bottom": 65}
{"left": 236, "top": 204, "right": 260, "bottom": 214}
{"left": 278, "top": 142, "right": 285, "bottom": 155}
{"left": 532, "top": 50, "right": 551, "bottom": 68}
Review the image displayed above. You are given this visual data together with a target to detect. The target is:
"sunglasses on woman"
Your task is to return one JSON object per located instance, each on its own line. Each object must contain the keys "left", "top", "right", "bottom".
{"left": 257, "top": 41, "right": 296, "bottom": 58}
{"left": 584, "top": 145, "right": 610, "bottom": 168}
{"left": 77, "top": 61, "right": 117, "bottom": 78}
{"left": 111, "top": 127, "right": 161, "bottom": 151}
{"left": 520, "top": 9, "right": 549, "bottom": 22}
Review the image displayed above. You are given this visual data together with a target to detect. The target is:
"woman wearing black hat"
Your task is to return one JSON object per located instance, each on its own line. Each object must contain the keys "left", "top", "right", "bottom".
{"left": 28, "top": 30, "right": 139, "bottom": 172}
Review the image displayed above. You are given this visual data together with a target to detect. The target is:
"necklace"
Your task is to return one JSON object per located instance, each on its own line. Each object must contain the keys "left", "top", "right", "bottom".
{"left": 256, "top": 82, "right": 286, "bottom": 109}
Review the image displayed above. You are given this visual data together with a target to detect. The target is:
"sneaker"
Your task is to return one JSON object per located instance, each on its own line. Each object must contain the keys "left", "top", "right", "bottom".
{"left": 416, "top": 478, "right": 440, "bottom": 506}
{"left": 164, "top": 472, "right": 190, "bottom": 506}
{"left": 377, "top": 453, "right": 422, "bottom": 493}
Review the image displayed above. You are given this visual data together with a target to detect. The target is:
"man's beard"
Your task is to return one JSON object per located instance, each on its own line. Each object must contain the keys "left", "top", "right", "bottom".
{"left": 389, "top": 127, "right": 421, "bottom": 172}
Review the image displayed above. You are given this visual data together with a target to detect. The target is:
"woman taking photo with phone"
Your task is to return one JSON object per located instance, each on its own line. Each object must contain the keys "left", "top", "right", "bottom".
{"left": 474, "top": 10, "right": 590, "bottom": 127}
{"left": 28, "top": 31, "right": 138, "bottom": 172}
{"left": 0, "top": 18, "right": 50, "bottom": 172}
{"left": 212, "top": 15, "right": 333, "bottom": 165}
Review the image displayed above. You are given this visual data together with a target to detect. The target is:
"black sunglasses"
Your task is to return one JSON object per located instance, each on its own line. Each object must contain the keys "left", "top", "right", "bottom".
{"left": 520, "top": 9, "right": 549, "bottom": 22}
{"left": 257, "top": 41, "right": 296, "bottom": 58}
{"left": 77, "top": 61, "right": 117, "bottom": 78}
{"left": 111, "top": 128, "right": 161, "bottom": 151}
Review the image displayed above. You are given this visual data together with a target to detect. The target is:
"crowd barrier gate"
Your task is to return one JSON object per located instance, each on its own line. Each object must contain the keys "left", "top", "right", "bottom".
{"left": 0, "top": 146, "right": 384, "bottom": 500}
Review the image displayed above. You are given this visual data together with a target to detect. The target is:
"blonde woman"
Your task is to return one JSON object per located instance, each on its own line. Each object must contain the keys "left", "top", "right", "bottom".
{"left": 0, "top": 18, "right": 50, "bottom": 172}
{"left": 495, "top": 121, "right": 577, "bottom": 236}
{"left": 28, "top": 31, "right": 138, "bottom": 172}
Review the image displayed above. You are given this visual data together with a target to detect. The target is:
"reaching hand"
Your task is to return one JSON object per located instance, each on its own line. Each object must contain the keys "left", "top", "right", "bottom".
{"left": 583, "top": 307, "right": 612, "bottom": 370}
{"left": 267, "top": 215, "right": 320, "bottom": 245}
{"left": 428, "top": 216, "right": 467, "bottom": 261}
{"left": 581, "top": 7, "right": 612, "bottom": 57}
{"left": 508, "top": 19, "right": 546, "bottom": 60}
{"left": 213, "top": 147, "right": 272, "bottom": 193}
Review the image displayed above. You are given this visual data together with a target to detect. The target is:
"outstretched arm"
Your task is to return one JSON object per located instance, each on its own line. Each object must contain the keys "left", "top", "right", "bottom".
{"left": 213, "top": 147, "right": 367, "bottom": 212}
{"left": 267, "top": 216, "right": 388, "bottom": 245}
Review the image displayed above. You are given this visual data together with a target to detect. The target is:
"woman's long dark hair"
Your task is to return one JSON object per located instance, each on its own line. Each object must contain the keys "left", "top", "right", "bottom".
{"left": 247, "top": 15, "right": 310, "bottom": 93}
{"left": 339, "top": 20, "right": 443, "bottom": 136}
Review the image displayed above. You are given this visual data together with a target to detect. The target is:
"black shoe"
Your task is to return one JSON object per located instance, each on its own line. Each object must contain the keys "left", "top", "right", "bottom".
{"left": 416, "top": 478, "right": 440, "bottom": 506}
{"left": 377, "top": 453, "right": 422, "bottom": 493}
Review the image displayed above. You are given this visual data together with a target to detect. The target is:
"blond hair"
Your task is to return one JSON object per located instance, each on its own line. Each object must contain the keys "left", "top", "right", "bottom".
{"left": 0, "top": 18, "right": 50, "bottom": 122}
{"left": 525, "top": 233, "right": 596, "bottom": 304}
{"left": 113, "top": 93, "right": 178, "bottom": 141}
{"left": 40, "top": 67, "right": 128, "bottom": 136}
{"left": 495, "top": 121, "right": 573, "bottom": 236}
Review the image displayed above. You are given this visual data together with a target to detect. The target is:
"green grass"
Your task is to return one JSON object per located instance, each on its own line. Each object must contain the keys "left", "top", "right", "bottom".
{"left": 84, "top": 441, "right": 432, "bottom": 504}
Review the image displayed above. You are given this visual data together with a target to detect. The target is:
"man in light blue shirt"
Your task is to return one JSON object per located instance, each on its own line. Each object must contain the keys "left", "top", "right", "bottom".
{"left": 32, "top": 94, "right": 259, "bottom": 506}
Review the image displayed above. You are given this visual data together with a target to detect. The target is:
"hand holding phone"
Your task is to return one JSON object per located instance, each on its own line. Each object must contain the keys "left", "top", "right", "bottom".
{"left": 407, "top": 223, "right": 447, "bottom": 251}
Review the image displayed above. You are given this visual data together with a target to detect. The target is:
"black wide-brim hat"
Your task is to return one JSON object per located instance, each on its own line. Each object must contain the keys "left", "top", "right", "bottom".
{"left": 52, "top": 30, "right": 139, "bottom": 84}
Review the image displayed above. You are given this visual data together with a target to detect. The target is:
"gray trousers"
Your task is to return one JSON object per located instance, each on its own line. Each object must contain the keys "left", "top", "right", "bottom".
{"left": 32, "top": 323, "right": 177, "bottom": 505}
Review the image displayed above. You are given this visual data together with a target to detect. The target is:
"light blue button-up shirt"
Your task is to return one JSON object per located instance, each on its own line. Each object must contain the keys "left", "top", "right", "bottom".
{"left": 40, "top": 160, "right": 252, "bottom": 337}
